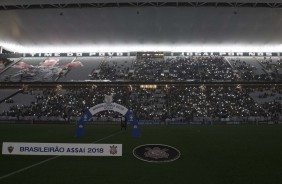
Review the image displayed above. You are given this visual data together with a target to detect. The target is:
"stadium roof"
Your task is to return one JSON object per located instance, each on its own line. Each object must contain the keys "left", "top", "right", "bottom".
{"left": 0, "top": 0, "right": 282, "bottom": 5}
{"left": 0, "top": 1, "right": 282, "bottom": 53}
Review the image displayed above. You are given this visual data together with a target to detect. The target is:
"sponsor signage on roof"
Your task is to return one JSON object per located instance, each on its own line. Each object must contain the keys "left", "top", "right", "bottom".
{"left": 23, "top": 52, "right": 134, "bottom": 57}
{"left": 172, "top": 52, "right": 280, "bottom": 57}
{"left": 2, "top": 142, "right": 122, "bottom": 156}
{"left": 20, "top": 52, "right": 281, "bottom": 57}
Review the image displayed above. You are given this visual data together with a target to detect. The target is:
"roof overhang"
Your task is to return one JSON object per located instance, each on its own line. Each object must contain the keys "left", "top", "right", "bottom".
{"left": 0, "top": 0, "right": 282, "bottom": 6}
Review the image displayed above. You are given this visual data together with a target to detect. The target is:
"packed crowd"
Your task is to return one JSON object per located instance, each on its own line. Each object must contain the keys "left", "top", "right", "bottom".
{"left": 230, "top": 58, "right": 272, "bottom": 81}
{"left": 230, "top": 59, "right": 257, "bottom": 81}
{"left": 1, "top": 86, "right": 281, "bottom": 123}
{"left": 91, "top": 56, "right": 236, "bottom": 82}
{"left": 258, "top": 57, "right": 282, "bottom": 81}
{"left": 1, "top": 87, "right": 128, "bottom": 121}
{"left": 90, "top": 60, "right": 132, "bottom": 81}
{"left": 1, "top": 56, "right": 280, "bottom": 82}
{"left": 89, "top": 56, "right": 280, "bottom": 82}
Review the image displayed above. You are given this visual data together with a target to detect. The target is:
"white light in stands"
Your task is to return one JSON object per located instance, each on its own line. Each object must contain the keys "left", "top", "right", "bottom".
{"left": 0, "top": 41, "right": 281, "bottom": 53}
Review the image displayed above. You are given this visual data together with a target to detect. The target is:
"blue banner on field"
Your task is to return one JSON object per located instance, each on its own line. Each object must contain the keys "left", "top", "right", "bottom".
{"left": 131, "top": 118, "right": 141, "bottom": 138}
{"left": 126, "top": 111, "right": 141, "bottom": 138}
{"left": 76, "top": 117, "right": 86, "bottom": 137}
{"left": 85, "top": 110, "right": 92, "bottom": 120}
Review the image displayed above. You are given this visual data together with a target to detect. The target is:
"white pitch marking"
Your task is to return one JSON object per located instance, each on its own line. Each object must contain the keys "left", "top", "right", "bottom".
{"left": 0, "top": 130, "right": 124, "bottom": 180}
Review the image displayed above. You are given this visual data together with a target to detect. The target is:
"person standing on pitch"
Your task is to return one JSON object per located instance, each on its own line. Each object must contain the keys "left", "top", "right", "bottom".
{"left": 120, "top": 116, "right": 127, "bottom": 130}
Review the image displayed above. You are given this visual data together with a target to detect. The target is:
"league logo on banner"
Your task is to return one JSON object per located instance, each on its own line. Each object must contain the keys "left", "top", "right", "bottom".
{"left": 8, "top": 146, "right": 14, "bottom": 153}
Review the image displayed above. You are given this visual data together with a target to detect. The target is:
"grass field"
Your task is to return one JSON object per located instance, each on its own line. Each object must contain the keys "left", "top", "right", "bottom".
{"left": 1, "top": 124, "right": 282, "bottom": 184}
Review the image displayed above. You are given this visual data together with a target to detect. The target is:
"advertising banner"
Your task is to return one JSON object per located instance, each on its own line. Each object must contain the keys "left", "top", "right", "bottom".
{"left": 2, "top": 142, "right": 122, "bottom": 156}
{"left": 88, "top": 103, "right": 128, "bottom": 116}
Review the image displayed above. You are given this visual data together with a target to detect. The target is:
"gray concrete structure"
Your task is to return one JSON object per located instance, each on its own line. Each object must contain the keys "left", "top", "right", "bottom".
{"left": 0, "top": 1, "right": 281, "bottom": 52}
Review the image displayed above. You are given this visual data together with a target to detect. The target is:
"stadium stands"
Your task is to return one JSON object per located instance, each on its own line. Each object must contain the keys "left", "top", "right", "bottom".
{"left": 0, "top": 85, "right": 281, "bottom": 124}
{"left": 0, "top": 54, "right": 281, "bottom": 124}
{"left": 0, "top": 55, "right": 281, "bottom": 82}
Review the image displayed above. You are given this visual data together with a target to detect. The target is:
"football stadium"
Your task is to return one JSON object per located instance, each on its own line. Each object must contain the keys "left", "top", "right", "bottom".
{"left": 1, "top": 0, "right": 282, "bottom": 184}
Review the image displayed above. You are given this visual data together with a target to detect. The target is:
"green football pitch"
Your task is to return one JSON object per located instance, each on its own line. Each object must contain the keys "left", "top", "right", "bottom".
{"left": 1, "top": 124, "right": 282, "bottom": 184}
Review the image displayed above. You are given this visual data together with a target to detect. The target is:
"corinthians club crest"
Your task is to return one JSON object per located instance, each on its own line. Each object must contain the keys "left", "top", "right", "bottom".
{"left": 144, "top": 147, "right": 169, "bottom": 159}
{"left": 8, "top": 146, "right": 14, "bottom": 153}
{"left": 133, "top": 144, "right": 181, "bottom": 163}
{"left": 109, "top": 145, "right": 118, "bottom": 155}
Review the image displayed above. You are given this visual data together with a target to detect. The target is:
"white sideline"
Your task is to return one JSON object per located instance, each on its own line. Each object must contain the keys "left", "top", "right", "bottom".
{"left": 0, "top": 131, "right": 123, "bottom": 180}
